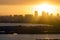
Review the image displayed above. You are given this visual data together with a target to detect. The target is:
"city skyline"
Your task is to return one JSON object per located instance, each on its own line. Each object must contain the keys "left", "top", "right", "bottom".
{"left": 0, "top": 11, "right": 60, "bottom": 16}
{"left": 0, "top": 0, "right": 60, "bottom": 16}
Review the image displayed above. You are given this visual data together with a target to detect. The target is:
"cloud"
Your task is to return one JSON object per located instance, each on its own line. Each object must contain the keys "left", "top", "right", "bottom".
{"left": 0, "top": 0, "right": 41, "bottom": 5}
{"left": 0, "top": 0, "right": 60, "bottom": 6}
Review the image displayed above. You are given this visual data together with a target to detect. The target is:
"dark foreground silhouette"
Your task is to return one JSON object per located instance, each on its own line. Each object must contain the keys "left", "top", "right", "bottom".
{"left": 0, "top": 25, "right": 60, "bottom": 34}
{"left": 36, "top": 39, "right": 60, "bottom": 40}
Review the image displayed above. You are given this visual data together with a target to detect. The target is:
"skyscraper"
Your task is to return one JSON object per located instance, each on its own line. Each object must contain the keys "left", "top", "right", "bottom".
{"left": 57, "top": 13, "right": 59, "bottom": 16}
{"left": 35, "top": 11, "right": 38, "bottom": 16}
{"left": 42, "top": 11, "right": 48, "bottom": 16}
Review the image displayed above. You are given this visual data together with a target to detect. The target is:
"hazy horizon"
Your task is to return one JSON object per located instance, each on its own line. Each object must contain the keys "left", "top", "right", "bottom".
{"left": 0, "top": 0, "right": 60, "bottom": 16}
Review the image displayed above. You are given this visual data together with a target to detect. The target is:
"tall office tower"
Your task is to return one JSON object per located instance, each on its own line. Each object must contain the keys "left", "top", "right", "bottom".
{"left": 42, "top": 11, "right": 48, "bottom": 16}
{"left": 57, "top": 13, "right": 59, "bottom": 16}
{"left": 50, "top": 13, "right": 53, "bottom": 16}
{"left": 35, "top": 11, "right": 38, "bottom": 17}
{"left": 42, "top": 11, "right": 46, "bottom": 16}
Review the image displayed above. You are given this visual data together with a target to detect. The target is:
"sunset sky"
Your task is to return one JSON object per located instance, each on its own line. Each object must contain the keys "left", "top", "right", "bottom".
{"left": 0, "top": 0, "right": 60, "bottom": 16}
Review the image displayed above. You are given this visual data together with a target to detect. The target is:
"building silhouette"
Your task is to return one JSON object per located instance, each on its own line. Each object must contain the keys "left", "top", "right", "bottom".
{"left": 42, "top": 11, "right": 48, "bottom": 17}
{"left": 24, "top": 14, "right": 33, "bottom": 23}
{"left": 57, "top": 13, "right": 59, "bottom": 16}
{"left": 35, "top": 11, "right": 38, "bottom": 17}
{"left": 50, "top": 13, "right": 53, "bottom": 17}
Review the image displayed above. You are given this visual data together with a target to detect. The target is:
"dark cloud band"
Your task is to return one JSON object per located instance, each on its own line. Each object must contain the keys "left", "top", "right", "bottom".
{"left": 0, "top": 0, "right": 60, "bottom": 6}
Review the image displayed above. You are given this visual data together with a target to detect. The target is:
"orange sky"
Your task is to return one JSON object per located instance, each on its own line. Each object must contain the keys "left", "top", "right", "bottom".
{"left": 0, "top": 0, "right": 60, "bottom": 15}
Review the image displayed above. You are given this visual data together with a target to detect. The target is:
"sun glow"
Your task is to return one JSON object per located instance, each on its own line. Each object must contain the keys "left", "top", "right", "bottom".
{"left": 33, "top": 3, "right": 57, "bottom": 15}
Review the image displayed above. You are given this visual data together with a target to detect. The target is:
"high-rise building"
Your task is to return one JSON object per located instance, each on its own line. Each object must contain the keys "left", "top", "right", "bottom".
{"left": 35, "top": 11, "right": 38, "bottom": 16}
{"left": 42, "top": 11, "right": 48, "bottom": 16}
{"left": 42, "top": 11, "right": 45, "bottom": 16}
{"left": 57, "top": 13, "right": 59, "bottom": 16}
{"left": 50, "top": 13, "right": 53, "bottom": 16}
